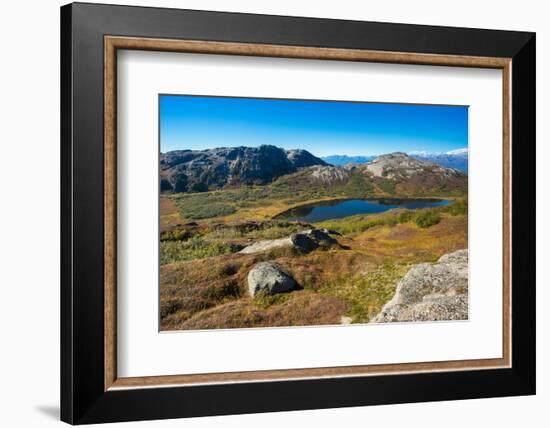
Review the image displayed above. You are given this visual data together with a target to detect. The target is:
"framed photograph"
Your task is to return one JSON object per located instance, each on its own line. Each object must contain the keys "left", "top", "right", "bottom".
{"left": 61, "top": 2, "right": 535, "bottom": 424}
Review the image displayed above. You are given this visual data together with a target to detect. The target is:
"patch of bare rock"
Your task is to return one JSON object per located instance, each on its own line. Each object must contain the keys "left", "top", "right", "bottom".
{"left": 239, "top": 228, "right": 338, "bottom": 255}
{"left": 309, "top": 165, "right": 351, "bottom": 184}
{"left": 372, "top": 249, "right": 468, "bottom": 323}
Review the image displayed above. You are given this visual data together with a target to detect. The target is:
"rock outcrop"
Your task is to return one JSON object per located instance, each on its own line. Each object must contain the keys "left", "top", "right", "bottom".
{"left": 247, "top": 262, "right": 296, "bottom": 297}
{"left": 239, "top": 229, "right": 338, "bottom": 255}
{"left": 238, "top": 236, "right": 293, "bottom": 255}
{"left": 372, "top": 249, "right": 468, "bottom": 323}
{"left": 309, "top": 165, "right": 351, "bottom": 184}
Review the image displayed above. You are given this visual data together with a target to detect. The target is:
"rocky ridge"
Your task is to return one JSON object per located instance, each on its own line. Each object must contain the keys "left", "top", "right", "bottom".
{"left": 160, "top": 145, "right": 326, "bottom": 192}
{"left": 363, "top": 152, "right": 464, "bottom": 180}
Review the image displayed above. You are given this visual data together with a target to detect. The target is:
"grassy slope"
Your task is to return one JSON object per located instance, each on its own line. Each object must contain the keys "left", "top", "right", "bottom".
{"left": 160, "top": 210, "right": 467, "bottom": 331}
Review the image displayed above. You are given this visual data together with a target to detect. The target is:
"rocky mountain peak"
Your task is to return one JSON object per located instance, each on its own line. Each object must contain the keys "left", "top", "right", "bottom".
{"left": 286, "top": 148, "right": 327, "bottom": 169}
{"left": 364, "top": 152, "right": 463, "bottom": 180}
{"left": 160, "top": 145, "right": 326, "bottom": 193}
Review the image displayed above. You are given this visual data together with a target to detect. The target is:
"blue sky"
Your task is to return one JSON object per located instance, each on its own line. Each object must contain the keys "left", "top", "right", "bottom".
{"left": 160, "top": 95, "right": 468, "bottom": 157}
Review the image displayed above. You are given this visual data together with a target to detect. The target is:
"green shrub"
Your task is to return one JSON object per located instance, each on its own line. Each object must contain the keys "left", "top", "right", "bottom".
{"left": 397, "top": 210, "right": 414, "bottom": 223}
{"left": 385, "top": 216, "right": 399, "bottom": 227}
{"left": 414, "top": 209, "right": 441, "bottom": 228}
{"left": 345, "top": 173, "right": 373, "bottom": 197}
{"left": 445, "top": 199, "right": 468, "bottom": 216}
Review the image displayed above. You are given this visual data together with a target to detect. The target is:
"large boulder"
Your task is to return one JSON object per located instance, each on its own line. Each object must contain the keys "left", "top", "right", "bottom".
{"left": 247, "top": 262, "right": 296, "bottom": 297}
{"left": 372, "top": 249, "right": 468, "bottom": 323}
{"left": 289, "top": 233, "right": 318, "bottom": 253}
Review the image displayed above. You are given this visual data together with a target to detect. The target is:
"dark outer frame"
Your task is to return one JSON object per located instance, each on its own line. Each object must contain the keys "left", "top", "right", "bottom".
{"left": 104, "top": 36, "right": 513, "bottom": 389}
{"left": 61, "top": 2, "right": 535, "bottom": 424}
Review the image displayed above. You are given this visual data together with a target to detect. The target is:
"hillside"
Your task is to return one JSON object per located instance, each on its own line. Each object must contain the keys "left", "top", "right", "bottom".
{"left": 356, "top": 152, "right": 467, "bottom": 193}
{"left": 160, "top": 206, "right": 468, "bottom": 330}
{"left": 274, "top": 152, "right": 467, "bottom": 196}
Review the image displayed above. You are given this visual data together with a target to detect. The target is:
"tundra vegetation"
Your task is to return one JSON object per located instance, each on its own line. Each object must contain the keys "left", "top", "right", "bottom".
{"left": 159, "top": 149, "right": 469, "bottom": 330}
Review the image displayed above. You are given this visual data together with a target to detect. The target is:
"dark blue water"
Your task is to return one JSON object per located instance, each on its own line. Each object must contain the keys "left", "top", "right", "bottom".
{"left": 276, "top": 198, "right": 450, "bottom": 223}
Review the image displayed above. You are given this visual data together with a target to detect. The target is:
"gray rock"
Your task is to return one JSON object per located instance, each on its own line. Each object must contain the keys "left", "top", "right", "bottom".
{"left": 319, "top": 228, "right": 342, "bottom": 236}
{"left": 290, "top": 233, "right": 318, "bottom": 252}
{"left": 247, "top": 262, "right": 296, "bottom": 297}
{"left": 239, "top": 229, "right": 337, "bottom": 255}
{"left": 372, "top": 249, "right": 468, "bottom": 323}
{"left": 238, "top": 237, "right": 293, "bottom": 254}
{"left": 309, "top": 165, "right": 351, "bottom": 184}
{"left": 303, "top": 229, "right": 338, "bottom": 245}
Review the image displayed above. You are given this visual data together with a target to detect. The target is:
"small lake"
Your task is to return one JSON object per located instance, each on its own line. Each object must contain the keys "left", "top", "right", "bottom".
{"left": 276, "top": 198, "right": 450, "bottom": 223}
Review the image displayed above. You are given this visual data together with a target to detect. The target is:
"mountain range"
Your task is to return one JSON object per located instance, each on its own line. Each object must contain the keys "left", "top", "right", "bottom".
{"left": 409, "top": 149, "right": 468, "bottom": 173}
{"left": 160, "top": 145, "right": 467, "bottom": 195}
{"left": 323, "top": 148, "right": 468, "bottom": 173}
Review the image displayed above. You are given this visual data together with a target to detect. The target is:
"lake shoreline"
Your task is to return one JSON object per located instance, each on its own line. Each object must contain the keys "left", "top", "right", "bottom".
{"left": 274, "top": 197, "right": 451, "bottom": 223}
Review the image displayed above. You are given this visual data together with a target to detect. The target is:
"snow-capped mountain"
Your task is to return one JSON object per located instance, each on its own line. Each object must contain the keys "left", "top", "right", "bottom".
{"left": 409, "top": 148, "right": 468, "bottom": 173}
{"left": 323, "top": 148, "right": 468, "bottom": 173}
{"left": 445, "top": 148, "right": 468, "bottom": 156}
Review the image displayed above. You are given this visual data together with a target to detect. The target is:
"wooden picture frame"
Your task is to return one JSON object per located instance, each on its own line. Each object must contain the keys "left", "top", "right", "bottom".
{"left": 61, "top": 2, "right": 535, "bottom": 424}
